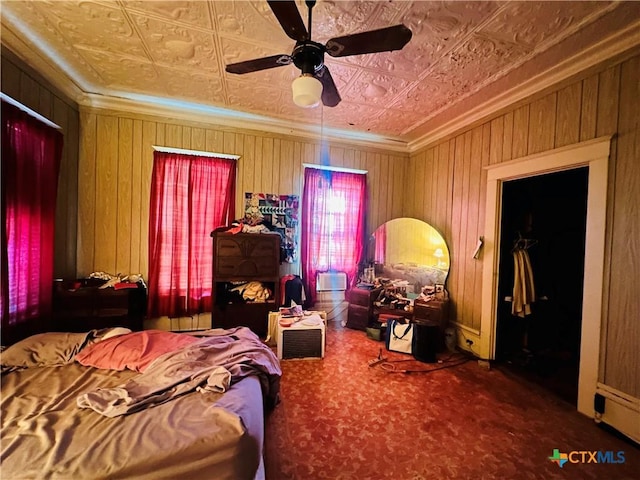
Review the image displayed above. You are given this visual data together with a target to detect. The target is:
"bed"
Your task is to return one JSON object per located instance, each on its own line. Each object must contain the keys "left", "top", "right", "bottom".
{"left": 0, "top": 326, "right": 281, "bottom": 480}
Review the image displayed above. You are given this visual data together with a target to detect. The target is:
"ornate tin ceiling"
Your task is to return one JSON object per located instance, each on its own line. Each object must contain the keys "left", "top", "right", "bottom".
{"left": 1, "top": 1, "right": 638, "bottom": 146}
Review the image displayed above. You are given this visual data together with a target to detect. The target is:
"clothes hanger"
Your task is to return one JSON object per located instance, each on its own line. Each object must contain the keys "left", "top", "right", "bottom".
{"left": 512, "top": 232, "right": 537, "bottom": 252}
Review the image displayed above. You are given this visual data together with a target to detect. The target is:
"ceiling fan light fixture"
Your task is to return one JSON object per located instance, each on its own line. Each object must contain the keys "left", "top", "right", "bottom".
{"left": 292, "top": 74, "right": 322, "bottom": 108}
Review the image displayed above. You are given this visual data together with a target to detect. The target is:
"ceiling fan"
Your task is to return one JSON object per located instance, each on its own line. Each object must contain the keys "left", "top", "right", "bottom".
{"left": 225, "top": 0, "right": 412, "bottom": 108}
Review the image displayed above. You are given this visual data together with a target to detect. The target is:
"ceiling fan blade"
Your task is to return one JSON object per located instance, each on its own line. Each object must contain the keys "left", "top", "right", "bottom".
{"left": 225, "top": 54, "right": 292, "bottom": 75}
{"left": 267, "top": 0, "right": 308, "bottom": 41}
{"left": 315, "top": 65, "right": 341, "bottom": 107}
{"left": 325, "top": 24, "right": 412, "bottom": 58}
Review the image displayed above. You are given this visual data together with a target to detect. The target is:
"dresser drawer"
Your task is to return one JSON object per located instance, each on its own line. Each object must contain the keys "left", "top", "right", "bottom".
{"left": 215, "top": 256, "right": 279, "bottom": 277}
{"left": 348, "top": 287, "right": 381, "bottom": 307}
{"left": 346, "top": 304, "right": 371, "bottom": 331}
{"left": 215, "top": 235, "right": 280, "bottom": 258}
{"left": 413, "top": 300, "right": 449, "bottom": 329}
{"left": 214, "top": 234, "right": 280, "bottom": 278}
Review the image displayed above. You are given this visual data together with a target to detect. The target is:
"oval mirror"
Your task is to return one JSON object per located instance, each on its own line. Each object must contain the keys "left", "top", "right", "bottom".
{"left": 367, "top": 217, "right": 450, "bottom": 289}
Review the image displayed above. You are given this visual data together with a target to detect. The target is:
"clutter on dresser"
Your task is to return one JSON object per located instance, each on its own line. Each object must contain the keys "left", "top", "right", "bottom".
{"left": 374, "top": 281, "right": 413, "bottom": 312}
{"left": 88, "top": 271, "right": 147, "bottom": 290}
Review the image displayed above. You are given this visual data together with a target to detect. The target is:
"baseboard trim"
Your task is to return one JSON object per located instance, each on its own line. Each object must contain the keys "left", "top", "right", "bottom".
{"left": 449, "top": 323, "right": 482, "bottom": 357}
{"left": 595, "top": 383, "right": 640, "bottom": 444}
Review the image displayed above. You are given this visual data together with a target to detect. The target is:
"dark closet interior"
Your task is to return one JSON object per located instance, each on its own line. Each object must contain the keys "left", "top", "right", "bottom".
{"left": 495, "top": 167, "right": 589, "bottom": 405}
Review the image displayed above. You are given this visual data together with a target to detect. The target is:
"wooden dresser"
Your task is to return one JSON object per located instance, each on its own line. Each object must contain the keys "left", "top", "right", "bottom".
{"left": 346, "top": 286, "right": 382, "bottom": 330}
{"left": 52, "top": 278, "right": 146, "bottom": 332}
{"left": 413, "top": 298, "right": 449, "bottom": 329}
{"left": 413, "top": 298, "right": 450, "bottom": 351}
{"left": 211, "top": 232, "right": 281, "bottom": 337}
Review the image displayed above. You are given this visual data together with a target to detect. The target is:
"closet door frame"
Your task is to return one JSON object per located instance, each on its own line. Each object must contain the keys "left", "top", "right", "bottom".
{"left": 480, "top": 135, "right": 611, "bottom": 417}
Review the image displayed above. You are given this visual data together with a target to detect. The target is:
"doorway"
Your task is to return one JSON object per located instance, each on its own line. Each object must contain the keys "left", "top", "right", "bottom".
{"left": 479, "top": 136, "right": 610, "bottom": 418}
{"left": 495, "top": 168, "right": 588, "bottom": 405}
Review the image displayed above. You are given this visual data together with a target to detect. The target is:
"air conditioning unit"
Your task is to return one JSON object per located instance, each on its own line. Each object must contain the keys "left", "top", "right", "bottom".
{"left": 317, "top": 272, "right": 347, "bottom": 291}
{"left": 278, "top": 321, "right": 326, "bottom": 360}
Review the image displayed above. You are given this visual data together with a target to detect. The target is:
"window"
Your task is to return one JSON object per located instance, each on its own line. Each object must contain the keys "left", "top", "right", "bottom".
{"left": 301, "top": 167, "right": 367, "bottom": 305}
{"left": 147, "top": 150, "right": 236, "bottom": 318}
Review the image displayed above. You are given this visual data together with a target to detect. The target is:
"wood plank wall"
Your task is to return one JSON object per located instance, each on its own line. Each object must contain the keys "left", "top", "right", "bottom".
{"left": 1, "top": 48, "right": 80, "bottom": 279}
{"left": 76, "top": 109, "right": 409, "bottom": 280}
{"left": 404, "top": 53, "right": 640, "bottom": 398}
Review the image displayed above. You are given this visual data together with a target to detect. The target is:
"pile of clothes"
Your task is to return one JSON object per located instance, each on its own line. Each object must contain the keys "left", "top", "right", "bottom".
{"left": 229, "top": 281, "right": 272, "bottom": 303}
{"left": 89, "top": 272, "right": 146, "bottom": 290}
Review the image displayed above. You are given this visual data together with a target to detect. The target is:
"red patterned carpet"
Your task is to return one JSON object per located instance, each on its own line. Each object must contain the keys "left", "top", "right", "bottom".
{"left": 264, "top": 321, "right": 638, "bottom": 480}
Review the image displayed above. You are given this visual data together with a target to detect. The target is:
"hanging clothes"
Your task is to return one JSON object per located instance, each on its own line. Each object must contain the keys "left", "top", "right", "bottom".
{"left": 512, "top": 248, "right": 536, "bottom": 318}
{"left": 284, "top": 275, "right": 306, "bottom": 307}
{"left": 280, "top": 275, "right": 295, "bottom": 305}
{"left": 279, "top": 275, "right": 306, "bottom": 307}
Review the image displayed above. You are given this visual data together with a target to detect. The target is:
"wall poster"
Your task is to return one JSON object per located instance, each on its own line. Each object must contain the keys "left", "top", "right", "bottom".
{"left": 244, "top": 193, "right": 299, "bottom": 263}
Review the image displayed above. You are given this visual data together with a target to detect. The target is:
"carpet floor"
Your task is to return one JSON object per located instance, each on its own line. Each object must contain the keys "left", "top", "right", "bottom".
{"left": 264, "top": 320, "right": 639, "bottom": 480}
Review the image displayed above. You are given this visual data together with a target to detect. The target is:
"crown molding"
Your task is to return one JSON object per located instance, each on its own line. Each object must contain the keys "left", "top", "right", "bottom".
{"left": 1, "top": 21, "right": 87, "bottom": 106}
{"left": 406, "top": 19, "right": 640, "bottom": 153}
{"left": 79, "top": 93, "right": 409, "bottom": 153}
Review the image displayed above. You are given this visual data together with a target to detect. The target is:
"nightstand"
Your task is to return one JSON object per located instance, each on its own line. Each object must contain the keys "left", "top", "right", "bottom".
{"left": 52, "top": 279, "right": 146, "bottom": 332}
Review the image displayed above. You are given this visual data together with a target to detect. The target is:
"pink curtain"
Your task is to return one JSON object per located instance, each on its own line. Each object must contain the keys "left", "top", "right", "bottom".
{"left": 1, "top": 101, "right": 63, "bottom": 343}
{"left": 148, "top": 151, "right": 236, "bottom": 318}
{"left": 374, "top": 223, "right": 387, "bottom": 264}
{"left": 301, "top": 168, "right": 367, "bottom": 306}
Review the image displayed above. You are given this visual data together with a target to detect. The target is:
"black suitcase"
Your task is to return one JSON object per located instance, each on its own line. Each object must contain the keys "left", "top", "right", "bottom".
{"left": 412, "top": 321, "right": 439, "bottom": 363}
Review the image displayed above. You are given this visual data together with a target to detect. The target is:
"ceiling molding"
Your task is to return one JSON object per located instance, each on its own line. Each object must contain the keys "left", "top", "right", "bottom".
{"left": 407, "top": 18, "right": 640, "bottom": 153}
{"left": 80, "top": 93, "right": 410, "bottom": 153}
{"left": 0, "top": 20, "right": 87, "bottom": 105}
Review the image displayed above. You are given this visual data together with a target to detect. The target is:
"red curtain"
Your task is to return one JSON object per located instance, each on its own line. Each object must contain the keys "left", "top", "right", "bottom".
{"left": 1, "top": 101, "right": 63, "bottom": 342}
{"left": 148, "top": 151, "right": 236, "bottom": 318}
{"left": 301, "top": 168, "right": 367, "bottom": 306}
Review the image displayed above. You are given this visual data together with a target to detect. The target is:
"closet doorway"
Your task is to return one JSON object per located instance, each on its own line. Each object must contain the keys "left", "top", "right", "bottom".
{"left": 495, "top": 168, "right": 588, "bottom": 405}
{"left": 479, "top": 136, "right": 610, "bottom": 418}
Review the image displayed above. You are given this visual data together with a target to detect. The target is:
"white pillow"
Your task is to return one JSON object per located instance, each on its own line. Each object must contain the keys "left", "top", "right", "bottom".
{"left": 97, "top": 327, "right": 132, "bottom": 342}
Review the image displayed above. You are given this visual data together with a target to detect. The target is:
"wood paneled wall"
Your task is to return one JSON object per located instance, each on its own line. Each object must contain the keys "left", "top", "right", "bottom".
{"left": 1, "top": 48, "right": 80, "bottom": 279}
{"left": 404, "top": 53, "right": 640, "bottom": 397}
{"left": 77, "top": 109, "right": 409, "bottom": 279}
